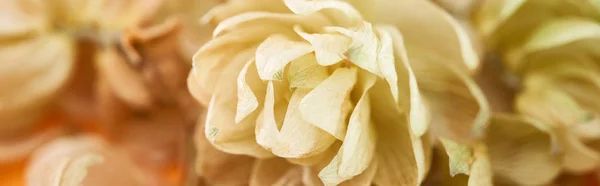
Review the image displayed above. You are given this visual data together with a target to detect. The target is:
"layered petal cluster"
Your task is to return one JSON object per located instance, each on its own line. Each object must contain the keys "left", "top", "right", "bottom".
{"left": 0, "top": 0, "right": 215, "bottom": 133}
{"left": 189, "top": 0, "right": 490, "bottom": 185}
{"left": 0, "top": 0, "right": 215, "bottom": 185}
{"left": 26, "top": 136, "right": 155, "bottom": 186}
{"left": 474, "top": 0, "right": 600, "bottom": 184}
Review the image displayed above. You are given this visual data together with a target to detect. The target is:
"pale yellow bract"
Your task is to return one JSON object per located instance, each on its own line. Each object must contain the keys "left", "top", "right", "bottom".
{"left": 0, "top": 0, "right": 216, "bottom": 134}
{"left": 189, "top": 0, "right": 489, "bottom": 185}
{"left": 26, "top": 136, "right": 152, "bottom": 186}
{"left": 474, "top": 0, "right": 600, "bottom": 184}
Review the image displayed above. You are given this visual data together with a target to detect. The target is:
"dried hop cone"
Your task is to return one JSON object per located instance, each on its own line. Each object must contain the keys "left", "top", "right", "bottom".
{"left": 190, "top": 0, "right": 489, "bottom": 185}
{"left": 0, "top": 0, "right": 216, "bottom": 133}
{"left": 473, "top": 0, "right": 600, "bottom": 184}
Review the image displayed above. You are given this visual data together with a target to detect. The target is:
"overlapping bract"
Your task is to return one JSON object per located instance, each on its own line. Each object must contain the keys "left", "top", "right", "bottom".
{"left": 189, "top": 0, "right": 490, "bottom": 185}
{"left": 473, "top": 0, "right": 600, "bottom": 184}
{"left": 0, "top": 0, "right": 214, "bottom": 185}
{"left": 0, "top": 0, "right": 215, "bottom": 133}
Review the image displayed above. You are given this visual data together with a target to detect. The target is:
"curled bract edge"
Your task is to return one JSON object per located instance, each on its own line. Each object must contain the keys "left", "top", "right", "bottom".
{"left": 189, "top": 0, "right": 489, "bottom": 185}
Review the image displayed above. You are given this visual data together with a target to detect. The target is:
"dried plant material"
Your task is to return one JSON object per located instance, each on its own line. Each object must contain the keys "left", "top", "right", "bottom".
{"left": 379, "top": 26, "right": 430, "bottom": 137}
{"left": 96, "top": 48, "right": 153, "bottom": 110}
{"left": 440, "top": 139, "right": 473, "bottom": 176}
{"left": 485, "top": 115, "right": 561, "bottom": 185}
{"left": 190, "top": 0, "right": 487, "bottom": 185}
{"left": 0, "top": 35, "right": 74, "bottom": 134}
{"left": 318, "top": 69, "right": 375, "bottom": 185}
{"left": 196, "top": 117, "right": 255, "bottom": 186}
{"left": 0, "top": 1, "right": 216, "bottom": 186}
{"left": 432, "top": 0, "right": 478, "bottom": 17}
{"left": 250, "top": 158, "right": 294, "bottom": 186}
{"left": 412, "top": 133, "right": 433, "bottom": 184}
{"left": 26, "top": 136, "right": 151, "bottom": 186}
{"left": 255, "top": 35, "right": 314, "bottom": 81}
{"left": 299, "top": 67, "right": 356, "bottom": 141}
{"left": 370, "top": 0, "right": 489, "bottom": 143}
{"left": 0, "top": 115, "right": 64, "bottom": 172}
{"left": 59, "top": 153, "right": 105, "bottom": 186}
{"left": 0, "top": 0, "right": 213, "bottom": 134}
{"left": 294, "top": 26, "right": 351, "bottom": 66}
{"left": 424, "top": 142, "right": 492, "bottom": 186}
{"left": 473, "top": 0, "right": 600, "bottom": 176}
{"left": 0, "top": 125, "right": 63, "bottom": 163}
{"left": 112, "top": 109, "right": 191, "bottom": 186}
{"left": 257, "top": 86, "right": 337, "bottom": 158}
{"left": 467, "top": 144, "right": 493, "bottom": 186}
{"left": 472, "top": 0, "right": 600, "bottom": 51}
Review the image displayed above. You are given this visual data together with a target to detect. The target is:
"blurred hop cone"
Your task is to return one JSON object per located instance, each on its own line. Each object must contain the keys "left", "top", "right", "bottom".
{"left": 26, "top": 136, "right": 156, "bottom": 186}
{"left": 189, "top": 0, "right": 493, "bottom": 185}
{"left": 472, "top": 0, "right": 600, "bottom": 184}
{"left": 0, "top": 0, "right": 217, "bottom": 134}
{"left": 0, "top": 0, "right": 218, "bottom": 185}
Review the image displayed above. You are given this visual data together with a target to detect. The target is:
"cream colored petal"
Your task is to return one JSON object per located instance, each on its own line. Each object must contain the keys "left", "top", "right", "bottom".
{"left": 299, "top": 67, "right": 357, "bottom": 140}
{"left": 473, "top": 0, "right": 599, "bottom": 50}
{"left": 201, "top": 0, "right": 289, "bottom": 25}
{"left": 255, "top": 34, "right": 314, "bottom": 80}
{"left": 523, "top": 18, "right": 600, "bottom": 53}
{"left": 255, "top": 81, "right": 287, "bottom": 155}
{"left": 373, "top": 26, "right": 399, "bottom": 102}
{"left": 427, "top": 148, "right": 469, "bottom": 186}
{"left": 571, "top": 117, "right": 600, "bottom": 141}
{"left": 203, "top": 47, "right": 272, "bottom": 158}
{"left": 0, "top": 0, "right": 47, "bottom": 38}
{"left": 27, "top": 136, "right": 150, "bottom": 186}
{"left": 368, "top": 0, "right": 479, "bottom": 73}
{"left": 558, "top": 130, "right": 600, "bottom": 173}
{"left": 542, "top": 65, "right": 600, "bottom": 116}
{"left": 294, "top": 26, "right": 352, "bottom": 66}
{"left": 414, "top": 64, "right": 489, "bottom": 143}
{"left": 370, "top": 78, "right": 418, "bottom": 186}
{"left": 96, "top": 48, "right": 153, "bottom": 109}
{"left": 214, "top": 11, "right": 331, "bottom": 37}
{"left": 257, "top": 83, "right": 336, "bottom": 159}
{"left": 191, "top": 28, "right": 284, "bottom": 104}
{"left": 294, "top": 26, "right": 351, "bottom": 66}
{"left": 283, "top": 0, "right": 362, "bottom": 26}
{"left": 432, "top": 0, "right": 478, "bottom": 16}
{"left": 287, "top": 53, "right": 330, "bottom": 89}
{"left": 516, "top": 86, "right": 587, "bottom": 128}
{"left": 485, "top": 114, "right": 561, "bottom": 185}
{"left": 318, "top": 70, "right": 376, "bottom": 185}
{"left": 411, "top": 133, "right": 432, "bottom": 184}
{"left": 250, "top": 158, "right": 295, "bottom": 186}
{"left": 472, "top": 0, "right": 527, "bottom": 37}
{"left": 277, "top": 88, "right": 336, "bottom": 158}
{"left": 205, "top": 96, "right": 272, "bottom": 158}
{"left": 187, "top": 74, "right": 212, "bottom": 109}
{"left": 236, "top": 60, "right": 265, "bottom": 124}
{"left": 377, "top": 26, "right": 430, "bottom": 137}
{"left": 0, "top": 35, "right": 74, "bottom": 131}
{"left": 60, "top": 153, "right": 104, "bottom": 186}
{"left": 273, "top": 167, "right": 304, "bottom": 186}
{"left": 338, "top": 158, "right": 378, "bottom": 186}
{"left": 196, "top": 125, "right": 255, "bottom": 186}
{"left": 0, "top": 125, "right": 63, "bottom": 163}
{"left": 440, "top": 138, "right": 473, "bottom": 176}
{"left": 190, "top": 35, "right": 253, "bottom": 105}
{"left": 467, "top": 144, "right": 493, "bottom": 186}
{"left": 328, "top": 22, "right": 382, "bottom": 76}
